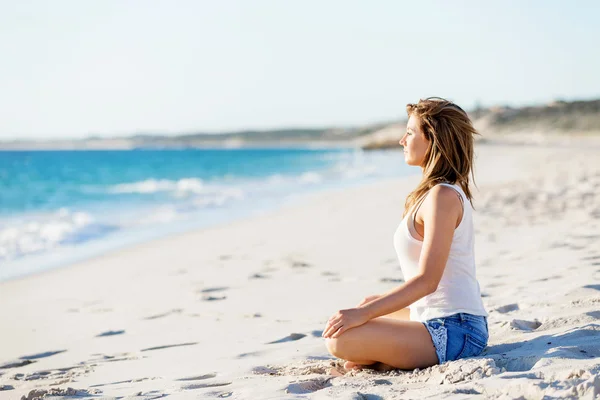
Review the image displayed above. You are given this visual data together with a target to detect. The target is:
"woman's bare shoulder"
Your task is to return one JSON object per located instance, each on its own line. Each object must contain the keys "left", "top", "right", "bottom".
{"left": 422, "top": 185, "right": 463, "bottom": 217}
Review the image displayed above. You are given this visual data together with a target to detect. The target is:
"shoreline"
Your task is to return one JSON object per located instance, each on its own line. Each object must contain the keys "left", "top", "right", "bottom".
{"left": 0, "top": 167, "right": 416, "bottom": 284}
{"left": 1, "top": 140, "right": 600, "bottom": 399}
{"left": 0, "top": 173, "right": 414, "bottom": 285}
{"left": 0, "top": 147, "right": 410, "bottom": 282}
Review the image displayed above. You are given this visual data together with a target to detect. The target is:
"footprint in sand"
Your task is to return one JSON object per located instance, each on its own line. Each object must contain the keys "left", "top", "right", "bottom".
{"left": 14, "top": 370, "right": 53, "bottom": 381}
{"left": 251, "top": 366, "right": 279, "bottom": 375}
{"left": 20, "top": 350, "right": 67, "bottom": 360}
{"left": 285, "top": 377, "right": 332, "bottom": 394}
{"left": 451, "top": 388, "right": 481, "bottom": 395}
{"left": 266, "top": 333, "right": 306, "bottom": 344}
{"left": 249, "top": 273, "right": 269, "bottom": 279}
{"left": 21, "top": 388, "right": 101, "bottom": 399}
{"left": 176, "top": 373, "right": 217, "bottom": 381}
{"left": 143, "top": 309, "right": 183, "bottom": 320}
{"left": 562, "top": 346, "right": 600, "bottom": 358}
{"left": 510, "top": 319, "right": 542, "bottom": 331}
{"left": 493, "top": 303, "right": 519, "bottom": 313}
{"left": 533, "top": 275, "right": 562, "bottom": 282}
{"left": 380, "top": 277, "right": 404, "bottom": 283}
{"left": 89, "top": 377, "right": 155, "bottom": 388}
{"left": 200, "top": 286, "right": 229, "bottom": 293}
{"left": 200, "top": 287, "right": 228, "bottom": 301}
{"left": 202, "top": 295, "right": 227, "bottom": 301}
{"left": 586, "top": 311, "right": 600, "bottom": 319}
{"left": 89, "top": 352, "right": 139, "bottom": 363}
{"left": 372, "top": 379, "right": 392, "bottom": 385}
{"left": 181, "top": 382, "right": 232, "bottom": 390}
{"left": 0, "top": 360, "right": 36, "bottom": 369}
{"left": 1, "top": 351, "right": 65, "bottom": 369}
{"left": 96, "top": 330, "right": 125, "bottom": 337}
{"left": 351, "top": 393, "right": 385, "bottom": 400}
{"left": 236, "top": 351, "right": 263, "bottom": 359}
{"left": 201, "top": 390, "right": 233, "bottom": 398}
{"left": 133, "top": 390, "right": 169, "bottom": 399}
{"left": 140, "top": 342, "right": 197, "bottom": 352}
{"left": 583, "top": 284, "right": 600, "bottom": 291}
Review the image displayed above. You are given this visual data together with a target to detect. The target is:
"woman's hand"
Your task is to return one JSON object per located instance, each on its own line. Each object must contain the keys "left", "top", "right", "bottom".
{"left": 322, "top": 307, "right": 370, "bottom": 339}
{"left": 356, "top": 294, "right": 381, "bottom": 307}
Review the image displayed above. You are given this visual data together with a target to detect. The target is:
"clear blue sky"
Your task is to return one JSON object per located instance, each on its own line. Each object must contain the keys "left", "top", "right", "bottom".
{"left": 1, "top": 0, "right": 599, "bottom": 140}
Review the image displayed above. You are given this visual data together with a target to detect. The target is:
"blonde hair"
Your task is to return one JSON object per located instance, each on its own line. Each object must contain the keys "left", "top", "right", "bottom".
{"left": 402, "top": 97, "right": 480, "bottom": 218}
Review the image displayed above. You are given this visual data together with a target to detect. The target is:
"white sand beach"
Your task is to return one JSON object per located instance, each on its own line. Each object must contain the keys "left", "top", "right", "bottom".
{"left": 1, "top": 140, "right": 600, "bottom": 399}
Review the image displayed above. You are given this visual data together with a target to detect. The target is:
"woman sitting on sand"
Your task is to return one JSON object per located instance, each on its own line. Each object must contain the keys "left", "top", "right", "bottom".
{"left": 323, "top": 97, "right": 489, "bottom": 371}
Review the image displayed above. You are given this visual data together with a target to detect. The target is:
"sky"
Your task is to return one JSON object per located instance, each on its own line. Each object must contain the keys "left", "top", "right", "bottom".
{"left": 1, "top": 0, "right": 599, "bottom": 140}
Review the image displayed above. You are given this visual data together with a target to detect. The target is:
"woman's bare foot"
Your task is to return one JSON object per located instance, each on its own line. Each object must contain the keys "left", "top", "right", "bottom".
{"left": 327, "top": 366, "right": 345, "bottom": 377}
{"left": 327, "top": 361, "right": 362, "bottom": 376}
{"left": 327, "top": 360, "right": 394, "bottom": 376}
{"left": 344, "top": 361, "right": 396, "bottom": 373}
{"left": 327, "top": 360, "right": 348, "bottom": 376}
{"left": 343, "top": 361, "right": 363, "bottom": 371}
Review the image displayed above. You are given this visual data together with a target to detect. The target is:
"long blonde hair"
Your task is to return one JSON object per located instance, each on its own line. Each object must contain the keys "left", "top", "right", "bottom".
{"left": 402, "top": 97, "right": 480, "bottom": 218}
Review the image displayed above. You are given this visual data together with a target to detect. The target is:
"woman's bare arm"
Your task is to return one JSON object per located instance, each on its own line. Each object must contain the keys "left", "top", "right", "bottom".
{"left": 358, "top": 295, "right": 410, "bottom": 320}
{"left": 359, "top": 186, "right": 462, "bottom": 320}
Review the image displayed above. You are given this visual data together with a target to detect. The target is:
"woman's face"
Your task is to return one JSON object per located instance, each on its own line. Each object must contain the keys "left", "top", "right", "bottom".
{"left": 399, "top": 115, "right": 430, "bottom": 168}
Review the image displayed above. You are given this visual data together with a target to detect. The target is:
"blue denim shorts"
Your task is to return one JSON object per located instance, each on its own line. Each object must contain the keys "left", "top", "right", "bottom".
{"left": 422, "top": 313, "right": 489, "bottom": 364}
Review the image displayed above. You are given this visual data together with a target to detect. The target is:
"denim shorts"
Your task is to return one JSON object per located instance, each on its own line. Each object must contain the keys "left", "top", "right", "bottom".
{"left": 422, "top": 313, "right": 489, "bottom": 364}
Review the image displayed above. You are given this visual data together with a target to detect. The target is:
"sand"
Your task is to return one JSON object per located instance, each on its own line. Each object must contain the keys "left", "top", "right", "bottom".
{"left": 1, "top": 140, "right": 600, "bottom": 399}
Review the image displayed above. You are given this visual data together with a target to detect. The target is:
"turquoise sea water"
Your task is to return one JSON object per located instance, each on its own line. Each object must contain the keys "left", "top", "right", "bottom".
{"left": 0, "top": 148, "right": 414, "bottom": 280}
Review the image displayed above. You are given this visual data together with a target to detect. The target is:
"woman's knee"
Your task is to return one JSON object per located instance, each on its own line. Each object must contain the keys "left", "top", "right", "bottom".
{"left": 326, "top": 335, "right": 355, "bottom": 359}
{"left": 325, "top": 338, "right": 337, "bottom": 356}
{"left": 325, "top": 337, "right": 344, "bottom": 358}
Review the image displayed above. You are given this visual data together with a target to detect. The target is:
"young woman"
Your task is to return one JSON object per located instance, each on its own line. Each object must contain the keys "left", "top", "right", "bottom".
{"left": 323, "top": 97, "right": 489, "bottom": 371}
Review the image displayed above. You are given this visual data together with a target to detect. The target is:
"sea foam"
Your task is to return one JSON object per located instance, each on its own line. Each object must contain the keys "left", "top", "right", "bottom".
{"left": 0, "top": 210, "right": 100, "bottom": 260}
{"left": 108, "top": 178, "right": 205, "bottom": 195}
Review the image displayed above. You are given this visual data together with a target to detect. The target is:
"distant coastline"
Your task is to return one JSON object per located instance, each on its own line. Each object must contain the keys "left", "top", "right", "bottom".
{"left": 0, "top": 127, "right": 385, "bottom": 151}
{"left": 0, "top": 140, "right": 358, "bottom": 151}
{"left": 2, "top": 98, "right": 598, "bottom": 151}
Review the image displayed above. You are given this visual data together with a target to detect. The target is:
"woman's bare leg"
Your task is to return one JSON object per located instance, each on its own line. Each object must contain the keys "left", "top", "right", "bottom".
{"left": 381, "top": 307, "right": 410, "bottom": 321}
{"left": 340, "top": 307, "right": 411, "bottom": 371}
{"left": 326, "top": 317, "right": 437, "bottom": 371}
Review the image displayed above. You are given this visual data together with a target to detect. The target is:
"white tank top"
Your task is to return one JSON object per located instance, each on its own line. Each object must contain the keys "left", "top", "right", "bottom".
{"left": 393, "top": 182, "right": 488, "bottom": 322}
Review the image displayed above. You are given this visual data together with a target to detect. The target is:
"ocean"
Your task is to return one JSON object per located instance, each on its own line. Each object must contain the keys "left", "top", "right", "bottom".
{"left": 0, "top": 147, "right": 415, "bottom": 281}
